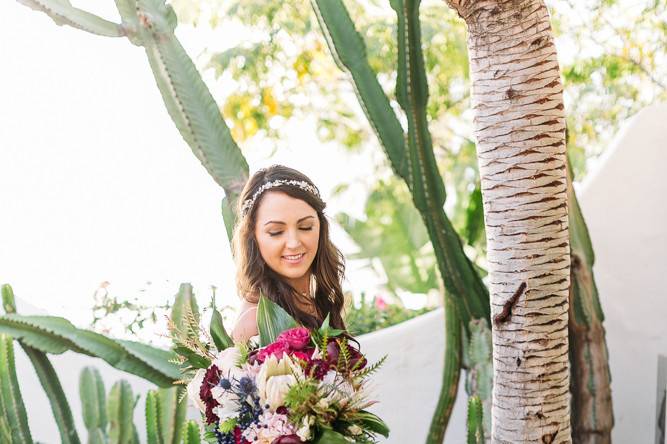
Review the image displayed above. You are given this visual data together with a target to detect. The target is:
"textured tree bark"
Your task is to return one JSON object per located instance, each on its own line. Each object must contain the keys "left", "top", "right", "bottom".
{"left": 444, "top": 1, "right": 571, "bottom": 442}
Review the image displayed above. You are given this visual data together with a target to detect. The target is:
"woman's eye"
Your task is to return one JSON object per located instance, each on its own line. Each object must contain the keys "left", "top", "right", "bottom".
{"left": 268, "top": 231, "right": 283, "bottom": 237}
{"left": 300, "top": 226, "right": 314, "bottom": 231}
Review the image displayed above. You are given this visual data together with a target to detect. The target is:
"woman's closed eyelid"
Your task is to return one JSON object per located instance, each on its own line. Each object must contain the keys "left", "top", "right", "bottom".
{"left": 266, "top": 226, "right": 315, "bottom": 236}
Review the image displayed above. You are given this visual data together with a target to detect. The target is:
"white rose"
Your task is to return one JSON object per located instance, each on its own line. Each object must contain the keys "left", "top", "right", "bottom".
{"left": 186, "top": 368, "right": 206, "bottom": 413}
{"left": 214, "top": 347, "right": 242, "bottom": 373}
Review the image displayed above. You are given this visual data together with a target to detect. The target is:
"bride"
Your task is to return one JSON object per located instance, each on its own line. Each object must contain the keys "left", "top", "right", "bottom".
{"left": 230, "top": 164, "right": 347, "bottom": 343}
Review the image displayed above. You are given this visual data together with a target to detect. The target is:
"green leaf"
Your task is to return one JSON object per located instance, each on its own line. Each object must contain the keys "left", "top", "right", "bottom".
{"left": 22, "top": 344, "right": 80, "bottom": 444}
{"left": 256, "top": 294, "right": 298, "bottom": 347}
{"left": 313, "top": 428, "right": 351, "bottom": 444}
{"left": 356, "top": 410, "right": 390, "bottom": 437}
{"left": 170, "top": 283, "right": 200, "bottom": 347}
{"left": 0, "top": 334, "right": 33, "bottom": 444}
{"left": 464, "top": 184, "right": 485, "bottom": 246}
{"left": 210, "top": 309, "right": 233, "bottom": 351}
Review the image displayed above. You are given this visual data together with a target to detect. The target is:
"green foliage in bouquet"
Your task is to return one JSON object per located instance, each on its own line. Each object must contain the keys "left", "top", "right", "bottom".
{"left": 256, "top": 294, "right": 299, "bottom": 347}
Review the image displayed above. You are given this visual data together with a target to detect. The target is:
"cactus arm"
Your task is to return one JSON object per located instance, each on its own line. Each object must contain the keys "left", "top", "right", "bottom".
{"left": 181, "top": 421, "right": 201, "bottom": 444}
{"left": 466, "top": 395, "right": 484, "bottom": 444}
{"left": 16, "top": 0, "right": 124, "bottom": 37}
{"left": 310, "top": 0, "right": 408, "bottom": 180}
{"left": 157, "top": 387, "right": 186, "bottom": 444}
{"left": 387, "top": 0, "right": 490, "bottom": 326}
{"left": 0, "top": 314, "right": 181, "bottom": 386}
{"left": 566, "top": 155, "right": 614, "bottom": 441}
{"left": 2, "top": 286, "right": 78, "bottom": 443}
{"left": 22, "top": 344, "right": 81, "bottom": 444}
{"left": 426, "top": 295, "right": 461, "bottom": 443}
{"left": 107, "top": 380, "right": 136, "bottom": 444}
{"left": 0, "top": 334, "right": 33, "bottom": 444}
{"left": 311, "top": 0, "right": 489, "bottom": 329}
{"left": 145, "top": 390, "right": 162, "bottom": 444}
{"left": 79, "top": 366, "right": 108, "bottom": 440}
{"left": 134, "top": 0, "right": 249, "bottom": 213}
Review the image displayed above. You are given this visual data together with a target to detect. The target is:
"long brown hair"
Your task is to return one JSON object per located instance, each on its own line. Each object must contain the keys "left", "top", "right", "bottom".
{"left": 232, "top": 165, "right": 346, "bottom": 329}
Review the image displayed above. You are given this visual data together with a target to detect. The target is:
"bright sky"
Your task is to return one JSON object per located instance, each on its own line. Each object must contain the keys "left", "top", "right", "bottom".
{"left": 0, "top": 1, "right": 388, "bottom": 328}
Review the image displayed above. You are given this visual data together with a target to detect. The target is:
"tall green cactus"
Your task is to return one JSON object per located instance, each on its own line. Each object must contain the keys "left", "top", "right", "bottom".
{"left": 0, "top": 334, "right": 33, "bottom": 444}
{"left": 2, "top": 284, "right": 81, "bottom": 444}
{"left": 17, "top": 0, "right": 250, "bottom": 238}
{"left": 310, "top": 1, "right": 489, "bottom": 440}
{"left": 566, "top": 156, "right": 614, "bottom": 442}
{"left": 79, "top": 368, "right": 189, "bottom": 444}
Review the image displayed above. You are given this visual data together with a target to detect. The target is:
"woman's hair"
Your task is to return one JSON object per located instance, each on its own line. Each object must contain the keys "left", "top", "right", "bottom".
{"left": 232, "top": 165, "right": 346, "bottom": 330}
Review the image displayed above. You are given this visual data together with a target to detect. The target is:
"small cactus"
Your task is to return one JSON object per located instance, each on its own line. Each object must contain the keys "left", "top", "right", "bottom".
{"left": 466, "top": 395, "right": 485, "bottom": 444}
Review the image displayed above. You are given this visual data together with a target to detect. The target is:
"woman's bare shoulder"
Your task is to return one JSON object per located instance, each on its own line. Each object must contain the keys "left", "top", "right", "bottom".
{"left": 231, "top": 297, "right": 259, "bottom": 343}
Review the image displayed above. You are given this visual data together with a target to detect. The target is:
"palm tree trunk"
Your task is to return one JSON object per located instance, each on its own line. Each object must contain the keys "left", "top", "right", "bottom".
{"left": 444, "top": 1, "right": 571, "bottom": 442}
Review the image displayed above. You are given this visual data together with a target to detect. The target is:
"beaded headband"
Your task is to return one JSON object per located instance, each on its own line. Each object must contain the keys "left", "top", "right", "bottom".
{"left": 241, "top": 179, "right": 321, "bottom": 217}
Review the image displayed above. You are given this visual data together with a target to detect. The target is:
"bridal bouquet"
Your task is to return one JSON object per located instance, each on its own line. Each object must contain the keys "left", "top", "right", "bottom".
{"left": 172, "top": 297, "right": 388, "bottom": 444}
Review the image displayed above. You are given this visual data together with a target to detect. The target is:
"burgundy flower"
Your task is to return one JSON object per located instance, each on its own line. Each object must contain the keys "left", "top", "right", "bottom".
{"left": 234, "top": 426, "right": 250, "bottom": 444}
{"left": 305, "top": 358, "right": 329, "bottom": 380}
{"left": 276, "top": 327, "right": 311, "bottom": 350}
{"left": 271, "top": 434, "right": 303, "bottom": 444}
{"left": 326, "top": 339, "right": 367, "bottom": 370}
{"left": 199, "top": 365, "right": 220, "bottom": 424}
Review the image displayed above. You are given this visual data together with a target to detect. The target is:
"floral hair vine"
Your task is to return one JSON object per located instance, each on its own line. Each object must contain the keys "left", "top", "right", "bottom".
{"left": 241, "top": 179, "right": 321, "bottom": 216}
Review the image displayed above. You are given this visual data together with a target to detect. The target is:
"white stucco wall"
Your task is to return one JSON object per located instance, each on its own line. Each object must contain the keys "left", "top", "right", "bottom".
{"left": 11, "top": 103, "right": 667, "bottom": 443}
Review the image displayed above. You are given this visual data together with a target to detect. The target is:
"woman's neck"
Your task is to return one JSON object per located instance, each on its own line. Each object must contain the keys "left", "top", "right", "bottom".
{"left": 286, "top": 272, "right": 311, "bottom": 296}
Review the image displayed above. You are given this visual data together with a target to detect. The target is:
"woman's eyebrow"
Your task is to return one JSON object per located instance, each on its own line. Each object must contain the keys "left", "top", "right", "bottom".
{"left": 263, "top": 215, "right": 315, "bottom": 226}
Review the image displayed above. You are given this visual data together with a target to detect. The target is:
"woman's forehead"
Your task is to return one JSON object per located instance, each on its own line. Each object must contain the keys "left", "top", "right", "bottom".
{"left": 254, "top": 191, "right": 317, "bottom": 223}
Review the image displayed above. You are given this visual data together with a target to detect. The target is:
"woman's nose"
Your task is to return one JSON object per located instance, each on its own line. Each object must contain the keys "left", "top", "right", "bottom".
{"left": 285, "top": 229, "right": 302, "bottom": 249}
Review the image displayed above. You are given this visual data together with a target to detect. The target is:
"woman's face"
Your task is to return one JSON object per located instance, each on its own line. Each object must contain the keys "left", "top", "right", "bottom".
{"left": 253, "top": 191, "right": 320, "bottom": 291}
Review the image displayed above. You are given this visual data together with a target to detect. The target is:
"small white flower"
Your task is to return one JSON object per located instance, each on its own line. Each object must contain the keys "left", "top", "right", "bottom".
{"left": 296, "top": 416, "right": 312, "bottom": 441}
{"left": 185, "top": 368, "right": 206, "bottom": 413}
{"left": 348, "top": 424, "right": 363, "bottom": 436}
{"left": 316, "top": 398, "right": 329, "bottom": 409}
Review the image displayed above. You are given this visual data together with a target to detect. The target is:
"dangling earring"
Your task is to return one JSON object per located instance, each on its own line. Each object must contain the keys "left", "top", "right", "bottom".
{"left": 309, "top": 273, "right": 317, "bottom": 300}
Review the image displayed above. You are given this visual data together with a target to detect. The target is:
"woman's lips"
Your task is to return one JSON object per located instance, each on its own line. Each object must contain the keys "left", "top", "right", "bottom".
{"left": 281, "top": 252, "right": 306, "bottom": 265}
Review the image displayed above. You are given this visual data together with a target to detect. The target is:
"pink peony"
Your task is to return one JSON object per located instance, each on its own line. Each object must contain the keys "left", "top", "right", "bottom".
{"left": 277, "top": 327, "right": 311, "bottom": 350}
{"left": 256, "top": 341, "right": 290, "bottom": 363}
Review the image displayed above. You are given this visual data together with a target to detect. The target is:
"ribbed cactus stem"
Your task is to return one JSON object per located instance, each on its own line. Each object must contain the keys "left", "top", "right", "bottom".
{"left": 181, "top": 421, "right": 201, "bottom": 444}
{"left": 80, "top": 366, "right": 107, "bottom": 440}
{"left": 0, "top": 334, "right": 33, "bottom": 444}
{"left": 107, "top": 380, "right": 137, "bottom": 444}
{"left": 467, "top": 396, "right": 485, "bottom": 444}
